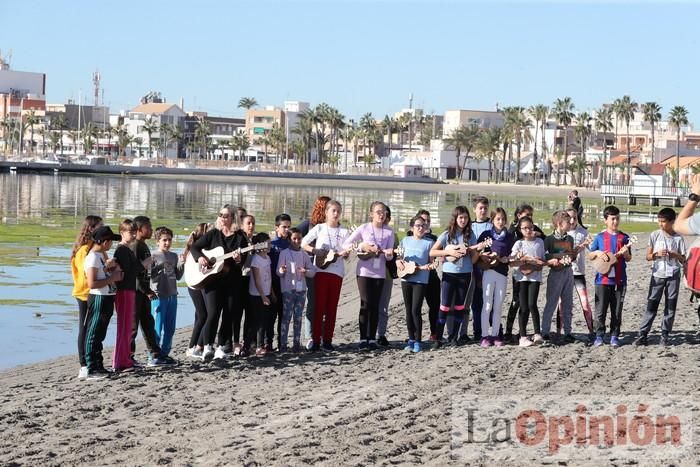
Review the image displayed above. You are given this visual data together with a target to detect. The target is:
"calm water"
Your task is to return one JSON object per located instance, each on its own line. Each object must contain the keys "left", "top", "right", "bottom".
{"left": 0, "top": 173, "right": 653, "bottom": 369}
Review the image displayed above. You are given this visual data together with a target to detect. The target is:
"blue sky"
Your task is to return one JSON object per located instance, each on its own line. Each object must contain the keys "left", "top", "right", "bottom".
{"left": 4, "top": 1, "right": 700, "bottom": 123}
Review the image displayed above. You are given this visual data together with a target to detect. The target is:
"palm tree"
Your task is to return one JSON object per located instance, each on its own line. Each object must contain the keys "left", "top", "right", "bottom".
{"left": 595, "top": 107, "right": 613, "bottom": 185}
{"left": 115, "top": 125, "right": 129, "bottom": 159}
{"left": 569, "top": 155, "right": 588, "bottom": 187}
{"left": 529, "top": 105, "right": 548, "bottom": 185}
{"left": 359, "top": 112, "right": 376, "bottom": 159}
{"left": 326, "top": 107, "right": 344, "bottom": 163}
{"left": 383, "top": 115, "right": 393, "bottom": 157}
{"left": 269, "top": 122, "right": 286, "bottom": 164}
{"left": 476, "top": 126, "right": 502, "bottom": 183}
{"left": 551, "top": 97, "right": 575, "bottom": 185}
{"left": 25, "top": 110, "right": 39, "bottom": 155}
{"left": 38, "top": 127, "right": 48, "bottom": 156}
{"left": 48, "top": 131, "right": 61, "bottom": 154}
{"left": 82, "top": 122, "right": 99, "bottom": 155}
{"left": 194, "top": 117, "right": 211, "bottom": 160}
{"left": 617, "top": 95, "right": 637, "bottom": 180}
{"left": 445, "top": 124, "right": 480, "bottom": 180}
{"left": 142, "top": 117, "right": 159, "bottom": 160}
{"left": 612, "top": 98, "right": 623, "bottom": 150}
{"left": 504, "top": 107, "right": 531, "bottom": 183}
{"left": 668, "top": 105, "right": 689, "bottom": 187}
{"left": 293, "top": 109, "right": 314, "bottom": 165}
{"left": 574, "top": 112, "right": 592, "bottom": 158}
{"left": 641, "top": 102, "right": 662, "bottom": 163}
{"left": 52, "top": 115, "right": 68, "bottom": 156}
{"left": 238, "top": 97, "right": 258, "bottom": 110}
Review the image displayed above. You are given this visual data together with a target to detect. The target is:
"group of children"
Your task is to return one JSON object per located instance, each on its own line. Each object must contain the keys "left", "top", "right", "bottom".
{"left": 71, "top": 215, "right": 183, "bottom": 380}
{"left": 70, "top": 196, "right": 688, "bottom": 379}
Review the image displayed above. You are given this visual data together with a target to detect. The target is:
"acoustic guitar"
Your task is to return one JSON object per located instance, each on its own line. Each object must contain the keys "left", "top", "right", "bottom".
{"left": 592, "top": 235, "right": 637, "bottom": 275}
{"left": 184, "top": 242, "right": 269, "bottom": 289}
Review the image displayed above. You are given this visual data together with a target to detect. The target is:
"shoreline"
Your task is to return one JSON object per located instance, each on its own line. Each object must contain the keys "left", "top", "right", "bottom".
{"left": 0, "top": 160, "right": 600, "bottom": 199}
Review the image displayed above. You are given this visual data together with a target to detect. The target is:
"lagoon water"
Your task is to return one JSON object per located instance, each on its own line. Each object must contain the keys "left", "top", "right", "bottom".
{"left": 0, "top": 172, "right": 652, "bottom": 369}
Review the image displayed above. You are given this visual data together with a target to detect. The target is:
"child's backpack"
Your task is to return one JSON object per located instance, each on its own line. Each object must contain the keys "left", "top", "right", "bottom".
{"left": 684, "top": 237, "right": 700, "bottom": 293}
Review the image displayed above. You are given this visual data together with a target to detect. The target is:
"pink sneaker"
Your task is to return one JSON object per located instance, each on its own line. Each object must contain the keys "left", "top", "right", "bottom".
{"left": 493, "top": 338, "right": 504, "bottom": 347}
{"left": 480, "top": 337, "right": 492, "bottom": 348}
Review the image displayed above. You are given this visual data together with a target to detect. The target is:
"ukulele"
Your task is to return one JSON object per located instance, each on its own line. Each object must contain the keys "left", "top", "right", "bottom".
{"left": 445, "top": 237, "right": 492, "bottom": 263}
{"left": 592, "top": 235, "right": 638, "bottom": 275}
{"left": 396, "top": 255, "right": 439, "bottom": 279}
{"left": 315, "top": 246, "right": 354, "bottom": 269}
{"left": 184, "top": 242, "right": 270, "bottom": 289}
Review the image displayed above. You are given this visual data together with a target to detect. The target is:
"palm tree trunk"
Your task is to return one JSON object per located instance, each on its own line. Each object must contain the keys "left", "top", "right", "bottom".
{"left": 533, "top": 121, "right": 539, "bottom": 186}
{"left": 676, "top": 130, "right": 681, "bottom": 187}
{"left": 626, "top": 122, "right": 631, "bottom": 182}
{"left": 541, "top": 121, "right": 547, "bottom": 185}
{"left": 563, "top": 129, "right": 568, "bottom": 185}
{"left": 651, "top": 124, "right": 655, "bottom": 163}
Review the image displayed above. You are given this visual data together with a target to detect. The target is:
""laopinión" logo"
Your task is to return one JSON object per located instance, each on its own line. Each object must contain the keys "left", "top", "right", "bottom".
{"left": 451, "top": 395, "right": 694, "bottom": 462}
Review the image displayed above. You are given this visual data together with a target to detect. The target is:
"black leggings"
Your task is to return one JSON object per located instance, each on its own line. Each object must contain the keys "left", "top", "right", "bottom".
{"left": 357, "top": 276, "right": 385, "bottom": 341}
{"left": 437, "top": 272, "right": 471, "bottom": 341}
{"left": 201, "top": 286, "right": 222, "bottom": 346}
{"left": 518, "top": 281, "right": 541, "bottom": 337}
{"left": 505, "top": 278, "right": 520, "bottom": 335}
{"left": 249, "top": 295, "right": 275, "bottom": 348}
{"left": 219, "top": 276, "right": 246, "bottom": 347}
{"left": 76, "top": 298, "right": 88, "bottom": 366}
{"left": 426, "top": 270, "right": 440, "bottom": 335}
{"left": 402, "top": 282, "right": 426, "bottom": 342}
{"left": 187, "top": 287, "right": 207, "bottom": 348}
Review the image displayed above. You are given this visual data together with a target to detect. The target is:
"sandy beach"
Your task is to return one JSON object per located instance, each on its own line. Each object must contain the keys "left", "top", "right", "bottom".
{"left": 3, "top": 232, "right": 700, "bottom": 466}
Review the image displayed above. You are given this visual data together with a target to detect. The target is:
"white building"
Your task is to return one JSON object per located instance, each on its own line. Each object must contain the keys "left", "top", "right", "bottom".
{"left": 125, "top": 102, "right": 186, "bottom": 159}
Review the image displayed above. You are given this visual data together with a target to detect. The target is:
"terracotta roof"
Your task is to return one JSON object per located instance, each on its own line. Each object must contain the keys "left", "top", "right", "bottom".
{"left": 635, "top": 164, "right": 666, "bottom": 176}
{"left": 607, "top": 154, "right": 639, "bottom": 166}
{"left": 131, "top": 103, "right": 178, "bottom": 114}
{"left": 660, "top": 155, "right": 700, "bottom": 168}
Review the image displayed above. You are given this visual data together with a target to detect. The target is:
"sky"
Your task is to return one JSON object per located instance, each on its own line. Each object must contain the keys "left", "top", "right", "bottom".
{"left": 3, "top": 0, "right": 700, "bottom": 123}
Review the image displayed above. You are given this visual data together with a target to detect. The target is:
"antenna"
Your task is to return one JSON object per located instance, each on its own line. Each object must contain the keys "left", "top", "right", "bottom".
{"left": 408, "top": 93, "right": 413, "bottom": 110}
{"left": 92, "top": 70, "right": 101, "bottom": 107}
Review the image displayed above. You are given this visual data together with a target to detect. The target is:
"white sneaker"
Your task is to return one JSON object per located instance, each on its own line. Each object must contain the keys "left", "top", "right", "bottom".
{"left": 214, "top": 346, "right": 228, "bottom": 360}
{"left": 186, "top": 347, "right": 203, "bottom": 359}
{"left": 78, "top": 366, "right": 88, "bottom": 380}
{"left": 519, "top": 336, "right": 534, "bottom": 347}
{"left": 532, "top": 334, "right": 544, "bottom": 345}
{"left": 305, "top": 339, "right": 315, "bottom": 351}
{"left": 202, "top": 345, "right": 215, "bottom": 360}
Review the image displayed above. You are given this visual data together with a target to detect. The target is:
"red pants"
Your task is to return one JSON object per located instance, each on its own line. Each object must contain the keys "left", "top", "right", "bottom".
{"left": 113, "top": 289, "right": 135, "bottom": 370}
{"left": 312, "top": 272, "right": 343, "bottom": 344}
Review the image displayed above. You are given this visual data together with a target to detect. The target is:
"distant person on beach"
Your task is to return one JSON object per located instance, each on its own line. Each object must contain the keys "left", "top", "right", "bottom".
{"left": 112, "top": 219, "right": 144, "bottom": 372}
{"left": 343, "top": 201, "right": 395, "bottom": 350}
{"left": 297, "top": 195, "right": 330, "bottom": 349}
{"left": 568, "top": 190, "right": 585, "bottom": 228}
{"left": 429, "top": 206, "right": 479, "bottom": 349}
{"left": 398, "top": 214, "right": 436, "bottom": 353}
{"left": 587, "top": 205, "right": 632, "bottom": 348}
{"left": 83, "top": 225, "right": 123, "bottom": 380}
{"left": 70, "top": 215, "right": 103, "bottom": 380}
{"left": 149, "top": 226, "right": 184, "bottom": 364}
{"left": 476, "top": 207, "right": 514, "bottom": 347}
{"left": 504, "top": 204, "right": 544, "bottom": 342}
{"left": 183, "top": 223, "right": 211, "bottom": 360}
{"left": 277, "top": 227, "right": 315, "bottom": 352}
{"left": 302, "top": 200, "right": 350, "bottom": 351}
{"left": 129, "top": 216, "right": 167, "bottom": 366}
{"left": 510, "top": 217, "right": 546, "bottom": 347}
{"left": 270, "top": 213, "right": 292, "bottom": 350}
{"left": 190, "top": 205, "right": 245, "bottom": 360}
{"left": 633, "top": 208, "right": 685, "bottom": 347}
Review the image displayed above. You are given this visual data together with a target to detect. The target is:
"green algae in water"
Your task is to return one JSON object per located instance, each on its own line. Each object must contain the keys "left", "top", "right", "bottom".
{"left": 0, "top": 299, "right": 70, "bottom": 307}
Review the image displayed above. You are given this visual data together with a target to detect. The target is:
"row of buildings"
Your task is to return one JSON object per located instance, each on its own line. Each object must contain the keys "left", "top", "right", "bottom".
{"left": 1, "top": 59, "right": 699, "bottom": 183}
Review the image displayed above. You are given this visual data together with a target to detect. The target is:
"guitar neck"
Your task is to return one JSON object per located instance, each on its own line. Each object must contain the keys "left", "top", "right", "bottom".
{"left": 215, "top": 244, "right": 255, "bottom": 262}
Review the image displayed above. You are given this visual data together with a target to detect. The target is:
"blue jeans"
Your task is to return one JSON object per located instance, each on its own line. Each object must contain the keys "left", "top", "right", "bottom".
{"left": 151, "top": 295, "right": 177, "bottom": 357}
{"left": 281, "top": 290, "right": 306, "bottom": 349}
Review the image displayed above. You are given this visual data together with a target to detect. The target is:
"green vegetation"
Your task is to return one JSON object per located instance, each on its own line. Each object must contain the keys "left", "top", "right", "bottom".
{"left": 0, "top": 298, "right": 70, "bottom": 307}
